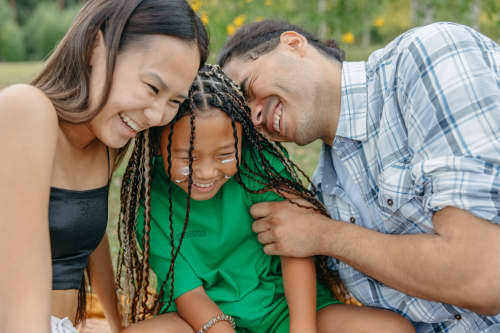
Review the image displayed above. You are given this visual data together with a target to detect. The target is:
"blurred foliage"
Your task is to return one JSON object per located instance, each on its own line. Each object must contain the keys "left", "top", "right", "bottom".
{"left": 189, "top": 0, "right": 499, "bottom": 62}
{"left": 0, "top": 0, "right": 498, "bottom": 62}
{"left": 0, "top": 20, "right": 25, "bottom": 60}
{"left": 0, "top": 1, "right": 25, "bottom": 60}
{"left": 23, "top": 3, "right": 80, "bottom": 60}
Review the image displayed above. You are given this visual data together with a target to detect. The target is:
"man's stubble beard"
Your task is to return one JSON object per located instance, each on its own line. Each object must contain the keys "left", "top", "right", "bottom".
{"left": 294, "top": 83, "right": 326, "bottom": 146}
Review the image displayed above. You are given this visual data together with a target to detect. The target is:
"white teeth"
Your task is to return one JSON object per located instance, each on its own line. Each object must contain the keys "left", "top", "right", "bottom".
{"left": 273, "top": 105, "right": 283, "bottom": 133}
{"left": 120, "top": 113, "right": 140, "bottom": 132}
{"left": 194, "top": 182, "right": 214, "bottom": 188}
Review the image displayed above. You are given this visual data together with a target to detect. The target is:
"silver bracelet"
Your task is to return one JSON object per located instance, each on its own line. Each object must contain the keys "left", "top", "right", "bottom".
{"left": 197, "top": 313, "right": 236, "bottom": 333}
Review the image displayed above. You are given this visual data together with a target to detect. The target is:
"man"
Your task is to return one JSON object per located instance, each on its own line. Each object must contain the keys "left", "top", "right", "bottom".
{"left": 218, "top": 20, "right": 500, "bottom": 332}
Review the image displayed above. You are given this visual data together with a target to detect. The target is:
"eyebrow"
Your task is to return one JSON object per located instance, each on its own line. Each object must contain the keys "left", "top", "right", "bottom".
{"left": 172, "top": 144, "right": 235, "bottom": 153}
{"left": 147, "top": 72, "right": 188, "bottom": 99}
{"left": 218, "top": 144, "right": 236, "bottom": 150}
{"left": 172, "top": 148, "right": 190, "bottom": 153}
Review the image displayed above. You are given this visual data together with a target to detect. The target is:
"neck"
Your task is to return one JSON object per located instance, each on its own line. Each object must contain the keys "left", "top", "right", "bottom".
{"left": 59, "top": 121, "right": 98, "bottom": 150}
{"left": 319, "top": 59, "right": 343, "bottom": 146}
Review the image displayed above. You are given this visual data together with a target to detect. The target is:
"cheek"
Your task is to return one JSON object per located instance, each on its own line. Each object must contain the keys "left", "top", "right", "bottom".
{"left": 220, "top": 159, "right": 238, "bottom": 177}
{"left": 171, "top": 164, "right": 190, "bottom": 179}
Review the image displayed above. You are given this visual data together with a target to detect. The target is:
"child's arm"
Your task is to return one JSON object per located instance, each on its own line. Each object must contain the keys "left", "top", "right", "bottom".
{"left": 281, "top": 256, "right": 318, "bottom": 333}
{"left": 176, "top": 286, "right": 236, "bottom": 332}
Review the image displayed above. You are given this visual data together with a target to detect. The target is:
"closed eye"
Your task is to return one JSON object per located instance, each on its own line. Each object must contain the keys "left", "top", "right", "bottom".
{"left": 170, "top": 99, "right": 183, "bottom": 105}
{"left": 245, "top": 77, "right": 257, "bottom": 102}
{"left": 147, "top": 83, "right": 159, "bottom": 95}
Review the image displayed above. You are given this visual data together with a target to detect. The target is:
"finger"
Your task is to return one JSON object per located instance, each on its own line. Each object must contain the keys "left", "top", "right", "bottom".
{"left": 257, "top": 230, "right": 275, "bottom": 245}
{"left": 250, "top": 201, "right": 273, "bottom": 218}
{"left": 252, "top": 217, "right": 271, "bottom": 233}
{"left": 263, "top": 243, "right": 280, "bottom": 256}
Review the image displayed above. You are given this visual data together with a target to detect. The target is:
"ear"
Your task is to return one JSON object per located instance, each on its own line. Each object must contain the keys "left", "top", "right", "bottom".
{"left": 90, "top": 30, "right": 107, "bottom": 69}
{"left": 279, "top": 31, "right": 308, "bottom": 57}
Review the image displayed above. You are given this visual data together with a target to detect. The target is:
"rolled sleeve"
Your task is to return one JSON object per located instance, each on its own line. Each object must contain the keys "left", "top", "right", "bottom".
{"left": 412, "top": 156, "right": 500, "bottom": 223}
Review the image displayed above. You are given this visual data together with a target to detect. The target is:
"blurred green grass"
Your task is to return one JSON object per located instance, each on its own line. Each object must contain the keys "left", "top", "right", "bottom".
{"left": 1, "top": 44, "right": 371, "bottom": 260}
{"left": 0, "top": 61, "right": 43, "bottom": 88}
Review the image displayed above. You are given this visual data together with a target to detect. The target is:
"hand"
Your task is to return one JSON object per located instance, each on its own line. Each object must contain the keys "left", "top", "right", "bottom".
{"left": 250, "top": 199, "right": 334, "bottom": 257}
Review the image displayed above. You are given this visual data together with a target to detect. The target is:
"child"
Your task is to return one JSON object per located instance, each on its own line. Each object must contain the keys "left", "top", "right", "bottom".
{"left": 118, "top": 65, "right": 415, "bottom": 333}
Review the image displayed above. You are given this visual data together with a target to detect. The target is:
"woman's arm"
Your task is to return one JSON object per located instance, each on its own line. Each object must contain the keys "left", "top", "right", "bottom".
{"left": 281, "top": 256, "right": 318, "bottom": 333}
{"left": 176, "top": 286, "right": 236, "bottom": 332}
{"left": 0, "top": 85, "right": 58, "bottom": 333}
{"left": 88, "top": 234, "right": 123, "bottom": 333}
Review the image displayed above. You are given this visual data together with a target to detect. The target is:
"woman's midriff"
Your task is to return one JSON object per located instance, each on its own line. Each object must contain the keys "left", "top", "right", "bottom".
{"left": 51, "top": 289, "right": 79, "bottom": 323}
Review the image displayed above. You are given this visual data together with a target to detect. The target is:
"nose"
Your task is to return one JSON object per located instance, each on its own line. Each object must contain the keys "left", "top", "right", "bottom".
{"left": 144, "top": 107, "right": 164, "bottom": 127}
{"left": 193, "top": 159, "right": 219, "bottom": 180}
{"left": 250, "top": 104, "right": 264, "bottom": 127}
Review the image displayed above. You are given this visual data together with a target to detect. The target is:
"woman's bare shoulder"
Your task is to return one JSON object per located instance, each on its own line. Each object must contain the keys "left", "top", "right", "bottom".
{"left": 0, "top": 84, "right": 58, "bottom": 129}
{"left": 0, "top": 84, "right": 58, "bottom": 154}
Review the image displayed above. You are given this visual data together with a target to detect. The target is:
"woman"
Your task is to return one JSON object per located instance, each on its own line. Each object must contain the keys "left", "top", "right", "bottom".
{"left": 0, "top": 1, "right": 208, "bottom": 332}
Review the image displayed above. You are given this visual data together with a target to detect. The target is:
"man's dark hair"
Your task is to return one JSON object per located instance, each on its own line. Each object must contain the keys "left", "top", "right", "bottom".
{"left": 217, "top": 20, "right": 344, "bottom": 67}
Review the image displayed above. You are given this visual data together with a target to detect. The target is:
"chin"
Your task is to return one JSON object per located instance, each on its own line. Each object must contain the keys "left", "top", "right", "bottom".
{"left": 104, "top": 136, "right": 132, "bottom": 149}
{"left": 191, "top": 193, "right": 217, "bottom": 201}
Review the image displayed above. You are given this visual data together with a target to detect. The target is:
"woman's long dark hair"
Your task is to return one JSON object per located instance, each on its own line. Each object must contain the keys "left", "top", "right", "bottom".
{"left": 118, "top": 65, "right": 350, "bottom": 323}
{"left": 33, "top": 0, "right": 208, "bottom": 124}
{"left": 32, "top": 0, "right": 208, "bottom": 325}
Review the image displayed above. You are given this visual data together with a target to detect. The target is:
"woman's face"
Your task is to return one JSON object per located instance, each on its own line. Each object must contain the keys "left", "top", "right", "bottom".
{"left": 160, "top": 109, "right": 243, "bottom": 201}
{"left": 88, "top": 34, "right": 201, "bottom": 149}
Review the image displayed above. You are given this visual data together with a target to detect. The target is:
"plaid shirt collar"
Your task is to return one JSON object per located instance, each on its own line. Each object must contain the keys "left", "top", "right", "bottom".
{"left": 334, "top": 61, "right": 369, "bottom": 144}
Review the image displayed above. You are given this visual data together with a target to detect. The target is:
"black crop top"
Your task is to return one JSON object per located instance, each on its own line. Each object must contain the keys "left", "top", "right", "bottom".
{"left": 49, "top": 149, "right": 110, "bottom": 290}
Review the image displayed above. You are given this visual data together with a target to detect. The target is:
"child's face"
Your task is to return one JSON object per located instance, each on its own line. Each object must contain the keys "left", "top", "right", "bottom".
{"left": 160, "top": 108, "right": 243, "bottom": 201}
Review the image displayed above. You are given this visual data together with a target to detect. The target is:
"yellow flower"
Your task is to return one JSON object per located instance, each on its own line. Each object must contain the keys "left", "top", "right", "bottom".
{"left": 256, "top": 16, "right": 264, "bottom": 22}
{"left": 233, "top": 14, "right": 246, "bottom": 28}
{"left": 341, "top": 32, "right": 355, "bottom": 44}
{"left": 245, "top": 0, "right": 253, "bottom": 3}
{"left": 373, "top": 17, "right": 385, "bottom": 28}
{"left": 227, "top": 24, "right": 236, "bottom": 36}
{"left": 265, "top": 0, "right": 272, "bottom": 6}
{"left": 201, "top": 12, "right": 209, "bottom": 25}
{"left": 190, "top": 0, "right": 202, "bottom": 12}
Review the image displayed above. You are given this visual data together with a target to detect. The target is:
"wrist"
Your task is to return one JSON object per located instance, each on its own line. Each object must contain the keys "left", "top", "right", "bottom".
{"left": 315, "top": 214, "right": 337, "bottom": 256}
{"left": 290, "top": 322, "right": 317, "bottom": 333}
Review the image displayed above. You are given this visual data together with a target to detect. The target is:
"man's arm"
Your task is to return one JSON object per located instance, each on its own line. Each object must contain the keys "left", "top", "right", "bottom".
{"left": 281, "top": 256, "right": 317, "bottom": 333}
{"left": 251, "top": 202, "right": 500, "bottom": 315}
{"left": 88, "top": 234, "right": 123, "bottom": 333}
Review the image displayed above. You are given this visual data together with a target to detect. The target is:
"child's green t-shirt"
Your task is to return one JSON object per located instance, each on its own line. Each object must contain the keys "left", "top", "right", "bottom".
{"left": 136, "top": 147, "right": 315, "bottom": 328}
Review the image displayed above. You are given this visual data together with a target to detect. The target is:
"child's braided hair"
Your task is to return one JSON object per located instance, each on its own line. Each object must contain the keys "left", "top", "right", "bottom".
{"left": 117, "top": 64, "right": 349, "bottom": 323}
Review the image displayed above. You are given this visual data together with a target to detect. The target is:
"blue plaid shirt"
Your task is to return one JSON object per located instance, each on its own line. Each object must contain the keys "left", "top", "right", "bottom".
{"left": 312, "top": 22, "right": 500, "bottom": 332}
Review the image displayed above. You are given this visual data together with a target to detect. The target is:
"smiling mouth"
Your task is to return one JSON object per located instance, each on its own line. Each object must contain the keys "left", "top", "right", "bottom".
{"left": 194, "top": 182, "right": 214, "bottom": 188}
{"left": 192, "top": 181, "right": 216, "bottom": 193}
{"left": 119, "top": 113, "right": 141, "bottom": 132}
{"left": 273, "top": 102, "right": 283, "bottom": 133}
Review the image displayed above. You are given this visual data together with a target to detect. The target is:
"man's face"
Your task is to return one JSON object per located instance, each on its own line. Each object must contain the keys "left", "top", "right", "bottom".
{"left": 223, "top": 44, "right": 323, "bottom": 145}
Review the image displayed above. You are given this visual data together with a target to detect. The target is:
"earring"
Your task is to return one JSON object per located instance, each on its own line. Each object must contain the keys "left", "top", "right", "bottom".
{"left": 224, "top": 175, "right": 231, "bottom": 179}
{"left": 175, "top": 179, "right": 185, "bottom": 183}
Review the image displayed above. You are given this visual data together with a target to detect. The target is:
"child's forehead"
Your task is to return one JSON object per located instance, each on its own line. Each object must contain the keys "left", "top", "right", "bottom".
{"left": 165, "top": 110, "right": 241, "bottom": 147}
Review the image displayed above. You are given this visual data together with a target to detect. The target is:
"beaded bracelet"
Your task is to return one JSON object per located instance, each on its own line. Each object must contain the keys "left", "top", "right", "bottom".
{"left": 196, "top": 313, "right": 236, "bottom": 333}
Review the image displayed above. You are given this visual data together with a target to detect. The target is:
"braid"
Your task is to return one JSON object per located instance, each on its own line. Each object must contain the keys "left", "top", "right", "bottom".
{"left": 118, "top": 64, "right": 350, "bottom": 324}
{"left": 189, "top": 65, "right": 349, "bottom": 302}
{"left": 139, "top": 130, "right": 154, "bottom": 320}
{"left": 117, "top": 131, "right": 160, "bottom": 323}
{"left": 153, "top": 109, "right": 196, "bottom": 314}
